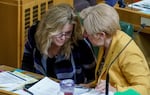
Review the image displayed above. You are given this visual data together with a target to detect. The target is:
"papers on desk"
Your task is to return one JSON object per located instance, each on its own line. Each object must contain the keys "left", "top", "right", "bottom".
{"left": 0, "top": 69, "right": 114, "bottom": 95}
{"left": 28, "top": 77, "right": 60, "bottom": 95}
{"left": 13, "top": 89, "right": 32, "bottom": 95}
{"left": 128, "top": 0, "right": 150, "bottom": 14}
{"left": 0, "top": 71, "right": 38, "bottom": 91}
{"left": 19, "top": 76, "right": 114, "bottom": 95}
{"left": 80, "top": 89, "right": 114, "bottom": 95}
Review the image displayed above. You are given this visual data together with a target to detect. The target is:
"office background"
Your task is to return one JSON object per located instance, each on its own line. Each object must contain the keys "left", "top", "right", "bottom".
{"left": 0, "top": 0, "right": 150, "bottom": 68}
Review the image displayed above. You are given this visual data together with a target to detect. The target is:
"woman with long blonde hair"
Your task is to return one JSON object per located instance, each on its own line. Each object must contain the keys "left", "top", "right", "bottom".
{"left": 22, "top": 3, "right": 96, "bottom": 84}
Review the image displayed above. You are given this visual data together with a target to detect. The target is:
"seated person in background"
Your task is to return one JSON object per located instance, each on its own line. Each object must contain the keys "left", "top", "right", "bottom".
{"left": 74, "top": 0, "right": 97, "bottom": 12}
{"left": 21, "top": 4, "right": 96, "bottom": 84}
{"left": 74, "top": 0, "right": 118, "bottom": 12}
{"left": 104, "top": 0, "right": 118, "bottom": 6}
{"left": 97, "top": 0, "right": 118, "bottom": 7}
{"left": 80, "top": 3, "right": 150, "bottom": 95}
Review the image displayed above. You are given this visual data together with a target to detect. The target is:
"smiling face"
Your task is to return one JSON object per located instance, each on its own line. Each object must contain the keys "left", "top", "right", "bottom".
{"left": 51, "top": 23, "right": 73, "bottom": 47}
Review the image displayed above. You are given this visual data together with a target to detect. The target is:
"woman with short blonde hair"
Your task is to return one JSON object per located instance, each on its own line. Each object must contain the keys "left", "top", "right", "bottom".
{"left": 80, "top": 3, "right": 150, "bottom": 95}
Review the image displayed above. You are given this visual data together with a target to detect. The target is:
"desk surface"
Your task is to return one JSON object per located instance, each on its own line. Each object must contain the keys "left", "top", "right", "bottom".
{"left": 115, "top": 4, "right": 150, "bottom": 34}
{"left": 0, "top": 65, "right": 44, "bottom": 95}
{"left": 0, "top": 65, "right": 43, "bottom": 79}
{"left": 0, "top": 65, "right": 61, "bottom": 95}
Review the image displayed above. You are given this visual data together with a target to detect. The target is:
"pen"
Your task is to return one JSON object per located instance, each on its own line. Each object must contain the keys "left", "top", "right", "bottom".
{"left": 23, "top": 88, "right": 34, "bottom": 95}
{"left": 7, "top": 71, "right": 27, "bottom": 81}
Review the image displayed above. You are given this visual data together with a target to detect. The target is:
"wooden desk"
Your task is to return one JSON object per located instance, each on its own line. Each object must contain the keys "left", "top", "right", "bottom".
{"left": 115, "top": 5, "right": 150, "bottom": 34}
{"left": 0, "top": 65, "right": 44, "bottom": 95}
{"left": 0, "top": 65, "right": 44, "bottom": 79}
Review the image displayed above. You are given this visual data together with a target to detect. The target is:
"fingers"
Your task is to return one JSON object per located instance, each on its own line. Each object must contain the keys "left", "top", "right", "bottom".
{"left": 95, "top": 80, "right": 117, "bottom": 93}
{"left": 78, "top": 83, "right": 91, "bottom": 88}
{"left": 95, "top": 80, "right": 106, "bottom": 93}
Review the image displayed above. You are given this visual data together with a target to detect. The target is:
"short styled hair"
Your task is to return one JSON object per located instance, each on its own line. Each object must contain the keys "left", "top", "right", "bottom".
{"left": 80, "top": 3, "right": 121, "bottom": 35}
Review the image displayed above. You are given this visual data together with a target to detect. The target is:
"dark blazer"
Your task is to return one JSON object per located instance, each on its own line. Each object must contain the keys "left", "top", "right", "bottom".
{"left": 22, "top": 21, "right": 96, "bottom": 84}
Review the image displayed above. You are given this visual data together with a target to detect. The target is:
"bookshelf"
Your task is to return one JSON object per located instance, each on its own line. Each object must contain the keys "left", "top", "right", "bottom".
{"left": 0, "top": 0, "right": 53, "bottom": 68}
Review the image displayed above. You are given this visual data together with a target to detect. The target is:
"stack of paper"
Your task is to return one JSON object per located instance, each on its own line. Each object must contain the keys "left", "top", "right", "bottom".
{"left": 17, "top": 76, "right": 114, "bottom": 95}
{"left": 28, "top": 77, "right": 60, "bottom": 95}
{"left": 80, "top": 89, "right": 114, "bottom": 95}
{"left": 128, "top": 0, "right": 150, "bottom": 14}
{"left": 128, "top": 0, "right": 150, "bottom": 10}
{"left": 0, "top": 71, "right": 38, "bottom": 91}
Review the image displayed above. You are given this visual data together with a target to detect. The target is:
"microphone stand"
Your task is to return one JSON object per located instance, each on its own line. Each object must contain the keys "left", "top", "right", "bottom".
{"left": 105, "top": 7, "right": 147, "bottom": 95}
{"left": 105, "top": 38, "right": 133, "bottom": 95}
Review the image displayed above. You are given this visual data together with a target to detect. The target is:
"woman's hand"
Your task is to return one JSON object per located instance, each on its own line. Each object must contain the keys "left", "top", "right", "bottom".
{"left": 95, "top": 80, "right": 116, "bottom": 93}
{"left": 78, "top": 83, "right": 92, "bottom": 88}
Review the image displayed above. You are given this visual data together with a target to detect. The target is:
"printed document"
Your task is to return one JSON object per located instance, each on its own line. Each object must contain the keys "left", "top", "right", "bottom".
{"left": 28, "top": 77, "right": 60, "bottom": 95}
{"left": 128, "top": 0, "right": 150, "bottom": 11}
{"left": 27, "top": 77, "right": 114, "bottom": 95}
{"left": 80, "top": 89, "right": 114, "bottom": 95}
{"left": 0, "top": 71, "right": 38, "bottom": 91}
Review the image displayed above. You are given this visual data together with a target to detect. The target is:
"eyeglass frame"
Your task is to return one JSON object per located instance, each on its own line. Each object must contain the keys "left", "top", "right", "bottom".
{"left": 54, "top": 31, "right": 72, "bottom": 38}
{"left": 53, "top": 24, "right": 75, "bottom": 38}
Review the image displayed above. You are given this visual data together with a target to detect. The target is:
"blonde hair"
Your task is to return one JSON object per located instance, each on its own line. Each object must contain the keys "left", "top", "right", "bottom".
{"left": 35, "top": 3, "right": 82, "bottom": 58}
{"left": 80, "top": 3, "right": 121, "bottom": 35}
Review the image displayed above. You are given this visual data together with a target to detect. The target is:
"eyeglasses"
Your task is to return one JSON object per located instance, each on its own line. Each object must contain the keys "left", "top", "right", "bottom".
{"left": 54, "top": 31, "right": 72, "bottom": 38}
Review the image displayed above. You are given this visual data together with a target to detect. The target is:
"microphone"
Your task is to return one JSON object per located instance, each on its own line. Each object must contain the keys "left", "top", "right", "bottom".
{"left": 137, "top": 23, "right": 146, "bottom": 33}
{"left": 118, "top": 0, "right": 126, "bottom": 8}
{"left": 105, "top": 38, "right": 133, "bottom": 95}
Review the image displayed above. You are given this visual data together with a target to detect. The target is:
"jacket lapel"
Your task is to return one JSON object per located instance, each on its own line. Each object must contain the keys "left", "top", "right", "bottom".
{"left": 97, "top": 31, "right": 132, "bottom": 82}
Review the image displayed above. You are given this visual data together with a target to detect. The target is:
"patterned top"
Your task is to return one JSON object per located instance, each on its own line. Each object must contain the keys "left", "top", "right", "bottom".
{"left": 21, "top": 22, "right": 96, "bottom": 84}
